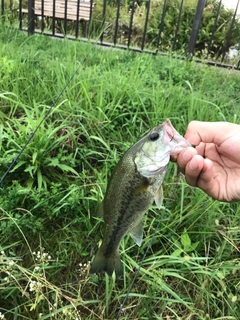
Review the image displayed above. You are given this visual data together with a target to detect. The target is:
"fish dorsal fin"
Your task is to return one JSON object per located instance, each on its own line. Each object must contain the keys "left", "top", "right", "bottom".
{"left": 155, "top": 186, "right": 164, "bottom": 209}
{"left": 129, "top": 220, "right": 143, "bottom": 247}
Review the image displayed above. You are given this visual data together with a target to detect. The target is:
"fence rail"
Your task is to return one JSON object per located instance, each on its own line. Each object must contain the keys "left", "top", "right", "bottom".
{"left": 1, "top": 0, "right": 240, "bottom": 69}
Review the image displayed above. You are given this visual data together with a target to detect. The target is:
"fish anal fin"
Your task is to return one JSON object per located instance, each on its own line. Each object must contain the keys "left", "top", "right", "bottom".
{"left": 129, "top": 220, "right": 143, "bottom": 247}
{"left": 155, "top": 186, "right": 163, "bottom": 209}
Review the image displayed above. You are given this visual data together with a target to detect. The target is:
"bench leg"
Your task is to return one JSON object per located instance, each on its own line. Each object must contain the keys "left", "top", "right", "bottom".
{"left": 81, "top": 20, "right": 88, "bottom": 38}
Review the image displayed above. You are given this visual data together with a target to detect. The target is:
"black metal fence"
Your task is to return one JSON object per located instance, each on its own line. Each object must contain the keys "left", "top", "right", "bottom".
{"left": 1, "top": 0, "right": 240, "bottom": 69}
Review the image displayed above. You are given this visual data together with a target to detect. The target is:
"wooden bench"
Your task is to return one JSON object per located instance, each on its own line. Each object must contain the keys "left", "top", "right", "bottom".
{"left": 21, "top": 0, "right": 95, "bottom": 22}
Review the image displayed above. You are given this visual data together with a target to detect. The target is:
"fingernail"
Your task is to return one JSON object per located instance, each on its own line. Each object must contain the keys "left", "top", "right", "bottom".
{"left": 189, "top": 158, "right": 198, "bottom": 171}
{"left": 182, "top": 149, "right": 192, "bottom": 162}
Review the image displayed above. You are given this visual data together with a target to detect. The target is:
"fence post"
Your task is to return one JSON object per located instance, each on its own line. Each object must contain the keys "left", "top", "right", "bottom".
{"left": 100, "top": 0, "right": 107, "bottom": 43}
{"left": 1, "top": 0, "right": 4, "bottom": 20}
{"left": 156, "top": 0, "right": 167, "bottom": 52}
{"left": 207, "top": 0, "right": 222, "bottom": 56}
{"left": 221, "top": 0, "right": 240, "bottom": 62}
{"left": 141, "top": 0, "right": 151, "bottom": 51}
{"left": 187, "top": 0, "right": 206, "bottom": 55}
{"left": 172, "top": 0, "right": 184, "bottom": 52}
{"left": 113, "top": 0, "right": 121, "bottom": 45}
{"left": 28, "top": 0, "right": 35, "bottom": 34}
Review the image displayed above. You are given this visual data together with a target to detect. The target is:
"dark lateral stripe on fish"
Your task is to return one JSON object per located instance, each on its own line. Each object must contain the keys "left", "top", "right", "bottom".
{"left": 104, "top": 186, "right": 137, "bottom": 256}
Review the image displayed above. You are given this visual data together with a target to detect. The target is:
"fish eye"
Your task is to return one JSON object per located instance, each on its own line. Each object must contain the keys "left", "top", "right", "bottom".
{"left": 150, "top": 132, "right": 160, "bottom": 141}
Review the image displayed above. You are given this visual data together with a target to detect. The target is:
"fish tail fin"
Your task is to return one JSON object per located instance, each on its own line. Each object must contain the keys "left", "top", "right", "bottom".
{"left": 90, "top": 246, "right": 123, "bottom": 277}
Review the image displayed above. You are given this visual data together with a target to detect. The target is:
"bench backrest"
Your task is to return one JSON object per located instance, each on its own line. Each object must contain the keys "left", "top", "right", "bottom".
{"left": 34, "top": 0, "right": 95, "bottom": 21}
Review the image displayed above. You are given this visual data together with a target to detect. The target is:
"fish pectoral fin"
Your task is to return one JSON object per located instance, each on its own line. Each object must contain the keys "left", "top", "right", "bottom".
{"left": 129, "top": 220, "right": 143, "bottom": 247}
{"left": 155, "top": 186, "right": 164, "bottom": 209}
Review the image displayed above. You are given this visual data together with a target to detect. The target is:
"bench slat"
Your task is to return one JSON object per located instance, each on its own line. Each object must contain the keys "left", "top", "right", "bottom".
{"left": 34, "top": 10, "right": 90, "bottom": 19}
{"left": 34, "top": 8, "right": 92, "bottom": 14}
{"left": 35, "top": 1, "right": 93, "bottom": 6}
{"left": 35, "top": 6, "right": 92, "bottom": 12}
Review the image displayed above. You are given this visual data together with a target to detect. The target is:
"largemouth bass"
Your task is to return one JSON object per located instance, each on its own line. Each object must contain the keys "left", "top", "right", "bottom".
{"left": 90, "top": 119, "right": 191, "bottom": 276}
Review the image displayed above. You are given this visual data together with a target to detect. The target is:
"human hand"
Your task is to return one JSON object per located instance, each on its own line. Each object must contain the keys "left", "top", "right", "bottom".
{"left": 172, "top": 121, "right": 240, "bottom": 202}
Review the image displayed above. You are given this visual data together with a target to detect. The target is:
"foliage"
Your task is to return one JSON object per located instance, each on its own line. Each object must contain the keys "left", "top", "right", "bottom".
{"left": 89, "top": 0, "right": 240, "bottom": 58}
{"left": 1, "top": 104, "right": 80, "bottom": 189}
{"left": 142, "top": 0, "right": 240, "bottom": 55}
{"left": 1, "top": 0, "right": 240, "bottom": 59}
{"left": 0, "top": 24, "right": 240, "bottom": 319}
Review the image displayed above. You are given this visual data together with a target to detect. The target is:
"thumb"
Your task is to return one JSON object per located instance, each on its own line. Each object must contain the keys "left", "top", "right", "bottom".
{"left": 184, "top": 121, "right": 238, "bottom": 146}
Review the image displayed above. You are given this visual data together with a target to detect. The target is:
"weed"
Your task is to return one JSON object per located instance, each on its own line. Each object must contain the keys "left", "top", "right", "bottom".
{"left": 0, "top": 25, "right": 240, "bottom": 319}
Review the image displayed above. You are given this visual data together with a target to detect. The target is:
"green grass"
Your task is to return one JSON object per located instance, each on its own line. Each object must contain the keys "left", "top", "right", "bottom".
{"left": 0, "top": 23, "right": 240, "bottom": 319}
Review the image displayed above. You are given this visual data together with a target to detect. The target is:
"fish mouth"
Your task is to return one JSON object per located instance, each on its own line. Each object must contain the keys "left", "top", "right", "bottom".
{"left": 169, "top": 133, "right": 192, "bottom": 155}
{"left": 163, "top": 119, "right": 193, "bottom": 151}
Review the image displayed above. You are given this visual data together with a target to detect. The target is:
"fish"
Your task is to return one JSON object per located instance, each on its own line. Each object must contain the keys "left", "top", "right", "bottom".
{"left": 90, "top": 119, "right": 192, "bottom": 276}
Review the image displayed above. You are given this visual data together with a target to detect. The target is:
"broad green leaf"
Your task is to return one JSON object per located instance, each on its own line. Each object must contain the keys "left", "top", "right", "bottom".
{"left": 37, "top": 168, "right": 43, "bottom": 189}
{"left": 181, "top": 228, "right": 191, "bottom": 250}
{"left": 57, "top": 163, "right": 79, "bottom": 176}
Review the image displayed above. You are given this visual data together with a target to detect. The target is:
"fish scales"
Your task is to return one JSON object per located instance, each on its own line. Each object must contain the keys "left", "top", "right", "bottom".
{"left": 90, "top": 119, "right": 192, "bottom": 276}
{"left": 102, "top": 150, "right": 167, "bottom": 254}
